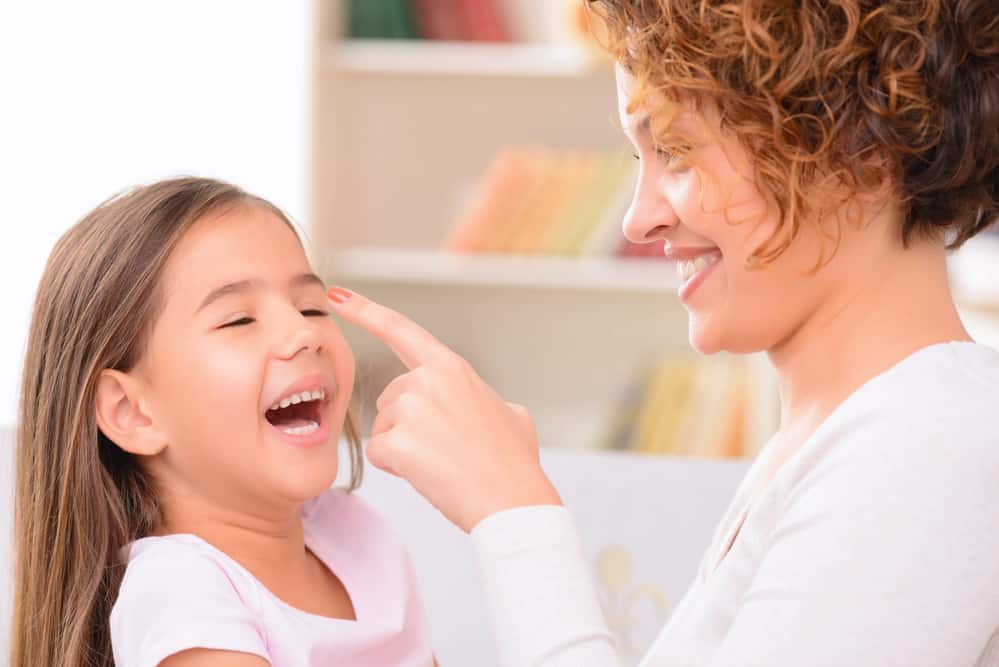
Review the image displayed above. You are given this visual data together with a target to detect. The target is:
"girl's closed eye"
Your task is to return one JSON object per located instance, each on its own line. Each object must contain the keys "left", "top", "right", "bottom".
{"left": 220, "top": 316, "right": 255, "bottom": 329}
{"left": 219, "top": 308, "right": 329, "bottom": 330}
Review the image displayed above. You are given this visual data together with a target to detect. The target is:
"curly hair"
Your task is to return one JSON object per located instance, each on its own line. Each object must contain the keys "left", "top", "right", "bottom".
{"left": 589, "top": 0, "right": 999, "bottom": 264}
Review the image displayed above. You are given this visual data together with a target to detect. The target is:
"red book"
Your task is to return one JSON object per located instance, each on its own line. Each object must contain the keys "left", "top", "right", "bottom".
{"left": 459, "top": 0, "right": 511, "bottom": 42}
{"left": 410, "top": 0, "right": 466, "bottom": 40}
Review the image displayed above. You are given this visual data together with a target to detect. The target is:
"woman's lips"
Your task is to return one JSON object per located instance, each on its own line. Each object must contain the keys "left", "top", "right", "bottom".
{"left": 664, "top": 246, "right": 723, "bottom": 302}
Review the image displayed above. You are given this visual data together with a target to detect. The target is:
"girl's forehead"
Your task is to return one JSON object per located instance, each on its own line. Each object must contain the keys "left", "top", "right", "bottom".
{"left": 160, "top": 208, "right": 310, "bottom": 302}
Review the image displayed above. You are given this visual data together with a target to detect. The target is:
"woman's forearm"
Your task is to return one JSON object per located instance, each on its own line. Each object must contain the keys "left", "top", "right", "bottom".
{"left": 472, "top": 506, "right": 621, "bottom": 667}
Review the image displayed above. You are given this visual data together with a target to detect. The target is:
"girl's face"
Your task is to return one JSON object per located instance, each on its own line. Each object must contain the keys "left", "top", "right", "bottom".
{"left": 135, "top": 206, "right": 354, "bottom": 512}
{"left": 616, "top": 67, "right": 843, "bottom": 355}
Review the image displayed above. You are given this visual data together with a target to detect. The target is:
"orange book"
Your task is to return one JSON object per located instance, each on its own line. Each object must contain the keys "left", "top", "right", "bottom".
{"left": 442, "top": 149, "right": 531, "bottom": 253}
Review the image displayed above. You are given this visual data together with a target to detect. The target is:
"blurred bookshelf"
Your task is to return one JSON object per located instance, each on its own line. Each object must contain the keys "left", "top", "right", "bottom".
{"left": 951, "top": 235, "right": 999, "bottom": 314}
{"left": 327, "top": 248, "right": 680, "bottom": 292}
{"left": 326, "top": 40, "right": 598, "bottom": 78}
{"left": 308, "top": 0, "right": 999, "bottom": 458}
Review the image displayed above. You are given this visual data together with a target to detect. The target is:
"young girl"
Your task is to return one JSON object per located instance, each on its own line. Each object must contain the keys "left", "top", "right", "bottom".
{"left": 10, "top": 177, "right": 435, "bottom": 666}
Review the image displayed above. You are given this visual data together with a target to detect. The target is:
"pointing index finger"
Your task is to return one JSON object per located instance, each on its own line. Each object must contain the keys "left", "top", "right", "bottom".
{"left": 327, "top": 286, "right": 446, "bottom": 369}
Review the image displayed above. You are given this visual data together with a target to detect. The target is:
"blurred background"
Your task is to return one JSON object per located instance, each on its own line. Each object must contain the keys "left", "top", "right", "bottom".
{"left": 2, "top": 1, "right": 998, "bottom": 664}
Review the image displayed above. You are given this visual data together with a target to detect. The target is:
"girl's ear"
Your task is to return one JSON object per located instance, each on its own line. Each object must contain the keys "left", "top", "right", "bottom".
{"left": 95, "top": 369, "right": 168, "bottom": 456}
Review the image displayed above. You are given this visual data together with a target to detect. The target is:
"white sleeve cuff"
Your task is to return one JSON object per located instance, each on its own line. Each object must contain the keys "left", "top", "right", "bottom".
{"left": 471, "top": 505, "right": 620, "bottom": 667}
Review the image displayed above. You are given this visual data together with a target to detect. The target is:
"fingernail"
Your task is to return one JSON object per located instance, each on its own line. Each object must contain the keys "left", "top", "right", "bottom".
{"left": 328, "top": 286, "right": 353, "bottom": 304}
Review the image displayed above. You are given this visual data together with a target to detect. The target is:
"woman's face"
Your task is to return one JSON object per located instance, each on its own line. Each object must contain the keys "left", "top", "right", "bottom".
{"left": 616, "top": 66, "right": 839, "bottom": 355}
{"left": 134, "top": 206, "right": 355, "bottom": 513}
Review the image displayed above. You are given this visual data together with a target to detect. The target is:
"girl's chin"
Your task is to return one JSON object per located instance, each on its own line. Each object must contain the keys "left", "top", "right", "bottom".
{"left": 274, "top": 454, "right": 341, "bottom": 502}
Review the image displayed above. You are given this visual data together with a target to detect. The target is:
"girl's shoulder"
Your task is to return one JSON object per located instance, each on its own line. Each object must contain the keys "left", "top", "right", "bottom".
{"left": 111, "top": 535, "right": 269, "bottom": 666}
{"left": 114, "top": 533, "right": 264, "bottom": 616}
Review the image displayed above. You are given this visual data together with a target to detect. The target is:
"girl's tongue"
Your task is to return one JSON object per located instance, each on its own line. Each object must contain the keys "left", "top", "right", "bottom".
{"left": 266, "top": 401, "right": 320, "bottom": 430}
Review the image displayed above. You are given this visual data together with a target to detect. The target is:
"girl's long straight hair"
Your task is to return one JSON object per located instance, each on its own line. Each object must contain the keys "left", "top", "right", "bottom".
{"left": 10, "top": 177, "right": 363, "bottom": 666}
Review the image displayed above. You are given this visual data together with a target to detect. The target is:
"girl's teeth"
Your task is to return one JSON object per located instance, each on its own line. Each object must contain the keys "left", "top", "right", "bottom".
{"left": 279, "top": 420, "right": 320, "bottom": 436}
{"left": 268, "top": 388, "right": 327, "bottom": 412}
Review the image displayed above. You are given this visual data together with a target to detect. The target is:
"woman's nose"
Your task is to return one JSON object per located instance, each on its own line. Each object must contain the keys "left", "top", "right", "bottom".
{"left": 622, "top": 167, "right": 678, "bottom": 244}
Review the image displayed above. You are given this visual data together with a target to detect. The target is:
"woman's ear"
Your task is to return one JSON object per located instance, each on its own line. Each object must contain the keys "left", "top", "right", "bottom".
{"left": 95, "top": 369, "right": 167, "bottom": 456}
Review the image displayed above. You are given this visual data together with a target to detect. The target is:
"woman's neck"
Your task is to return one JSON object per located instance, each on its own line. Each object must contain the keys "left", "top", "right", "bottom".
{"left": 768, "top": 236, "right": 971, "bottom": 443}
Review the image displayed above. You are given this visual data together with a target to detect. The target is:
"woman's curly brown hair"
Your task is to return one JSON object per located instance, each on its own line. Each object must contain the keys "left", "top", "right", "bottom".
{"left": 589, "top": 0, "right": 999, "bottom": 264}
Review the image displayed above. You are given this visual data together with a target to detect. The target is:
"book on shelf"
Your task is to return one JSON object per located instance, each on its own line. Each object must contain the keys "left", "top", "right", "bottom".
{"left": 348, "top": 0, "right": 511, "bottom": 42}
{"left": 601, "top": 354, "right": 758, "bottom": 459}
{"left": 348, "top": 0, "right": 417, "bottom": 40}
{"left": 442, "top": 146, "right": 661, "bottom": 260}
{"left": 344, "top": 0, "right": 611, "bottom": 50}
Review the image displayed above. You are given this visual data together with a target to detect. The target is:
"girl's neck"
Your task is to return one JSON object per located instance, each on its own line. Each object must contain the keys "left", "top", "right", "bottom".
{"left": 768, "top": 236, "right": 971, "bottom": 444}
{"left": 153, "top": 486, "right": 311, "bottom": 575}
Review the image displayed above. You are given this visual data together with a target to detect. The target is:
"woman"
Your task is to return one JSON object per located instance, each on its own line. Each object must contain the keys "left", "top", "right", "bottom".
{"left": 327, "top": 1, "right": 999, "bottom": 665}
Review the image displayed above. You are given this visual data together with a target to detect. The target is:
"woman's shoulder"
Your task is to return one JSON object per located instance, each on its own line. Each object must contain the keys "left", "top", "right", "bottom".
{"left": 839, "top": 341, "right": 999, "bottom": 434}
{"left": 795, "top": 342, "right": 999, "bottom": 495}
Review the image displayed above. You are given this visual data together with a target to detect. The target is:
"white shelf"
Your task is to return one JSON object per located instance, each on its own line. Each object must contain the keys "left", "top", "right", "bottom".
{"left": 324, "top": 40, "right": 607, "bottom": 78}
{"left": 951, "top": 236, "right": 999, "bottom": 312}
{"left": 326, "top": 247, "right": 680, "bottom": 293}
{"left": 326, "top": 242, "right": 999, "bottom": 306}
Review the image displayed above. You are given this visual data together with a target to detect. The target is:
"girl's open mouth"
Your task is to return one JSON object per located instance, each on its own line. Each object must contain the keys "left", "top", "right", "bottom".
{"left": 264, "top": 387, "right": 332, "bottom": 447}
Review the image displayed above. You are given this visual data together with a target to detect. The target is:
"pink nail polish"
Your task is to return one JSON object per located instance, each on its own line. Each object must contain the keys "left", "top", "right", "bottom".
{"left": 328, "top": 286, "right": 353, "bottom": 304}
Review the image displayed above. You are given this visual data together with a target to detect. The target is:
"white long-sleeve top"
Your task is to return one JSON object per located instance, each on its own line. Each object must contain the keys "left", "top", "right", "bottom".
{"left": 471, "top": 342, "right": 999, "bottom": 666}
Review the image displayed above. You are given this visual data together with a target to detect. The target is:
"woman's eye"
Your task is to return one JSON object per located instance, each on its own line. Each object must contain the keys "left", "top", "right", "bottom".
{"left": 654, "top": 146, "right": 676, "bottom": 163}
{"left": 219, "top": 317, "right": 255, "bottom": 329}
{"left": 301, "top": 309, "right": 329, "bottom": 318}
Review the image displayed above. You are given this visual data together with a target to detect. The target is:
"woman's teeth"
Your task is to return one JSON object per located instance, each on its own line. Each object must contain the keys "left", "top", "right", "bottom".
{"left": 677, "top": 253, "right": 721, "bottom": 283}
{"left": 269, "top": 388, "right": 325, "bottom": 412}
{"left": 280, "top": 420, "right": 320, "bottom": 436}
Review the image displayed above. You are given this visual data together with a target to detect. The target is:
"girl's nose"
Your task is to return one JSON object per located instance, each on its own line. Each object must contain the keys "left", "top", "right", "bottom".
{"left": 276, "top": 310, "right": 324, "bottom": 360}
{"left": 622, "top": 167, "right": 679, "bottom": 243}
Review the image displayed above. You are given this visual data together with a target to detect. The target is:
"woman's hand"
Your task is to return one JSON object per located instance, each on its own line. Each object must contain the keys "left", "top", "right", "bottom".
{"left": 327, "top": 286, "right": 562, "bottom": 533}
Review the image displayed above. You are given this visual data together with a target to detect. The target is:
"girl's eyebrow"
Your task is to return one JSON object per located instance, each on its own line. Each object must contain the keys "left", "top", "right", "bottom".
{"left": 196, "top": 273, "right": 324, "bottom": 314}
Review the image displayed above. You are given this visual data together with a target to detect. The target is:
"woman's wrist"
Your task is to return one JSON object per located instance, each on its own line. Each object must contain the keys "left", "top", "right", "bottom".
{"left": 470, "top": 474, "right": 563, "bottom": 533}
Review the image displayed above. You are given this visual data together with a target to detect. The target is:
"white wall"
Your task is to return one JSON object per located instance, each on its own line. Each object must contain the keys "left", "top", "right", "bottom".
{"left": 0, "top": 1, "right": 313, "bottom": 427}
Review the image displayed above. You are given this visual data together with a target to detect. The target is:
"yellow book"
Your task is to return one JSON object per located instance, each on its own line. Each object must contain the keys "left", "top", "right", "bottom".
{"left": 573, "top": 155, "right": 638, "bottom": 257}
{"left": 627, "top": 358, "right": 673, "bottom": 453}
{"left": 647, "top": 360, "right": 698, "bottom": 455}
{"left": 538, "top": 151, "right": 611, "bottom": 256}
{"left": 490, "top": 149, "right": 559, "bottom": 253}
{"left": 505, "top": 152, "right": 591, "bottom": 254}
{"left": 520, "top": 151, "right": 598, "bottom": 255}
{"left": 545, "top": 151, "right": 623, "bottom": 256}
{"left": 631, "top": 357, "right": 695, "bottom": 455}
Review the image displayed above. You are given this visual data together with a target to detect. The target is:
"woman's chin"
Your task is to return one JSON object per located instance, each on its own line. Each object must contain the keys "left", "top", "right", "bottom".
{"left": 687, "top": 313, "right": 725, "bottom": 355}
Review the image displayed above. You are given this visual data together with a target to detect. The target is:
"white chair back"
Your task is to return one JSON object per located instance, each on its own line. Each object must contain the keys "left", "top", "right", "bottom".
{"left": 355, "top": 447, "right": 748, "bottom": 667}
